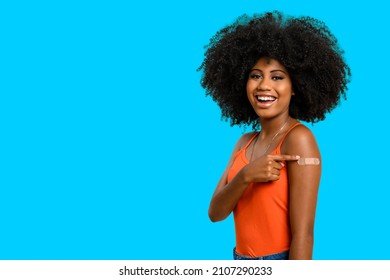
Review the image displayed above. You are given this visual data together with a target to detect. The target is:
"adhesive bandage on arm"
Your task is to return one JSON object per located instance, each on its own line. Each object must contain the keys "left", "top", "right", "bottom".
{"left": 297, "top": 158, "right": 320, "bottom": 166}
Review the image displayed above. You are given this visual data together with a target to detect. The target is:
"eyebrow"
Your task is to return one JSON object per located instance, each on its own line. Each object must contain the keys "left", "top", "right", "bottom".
{"left": 250, "top": 68, "right": 287, "bottom": 74}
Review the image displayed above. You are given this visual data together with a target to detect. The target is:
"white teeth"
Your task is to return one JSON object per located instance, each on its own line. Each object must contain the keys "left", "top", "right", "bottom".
{"left": 257, "top": 96, "right": 276, "bottom": 101}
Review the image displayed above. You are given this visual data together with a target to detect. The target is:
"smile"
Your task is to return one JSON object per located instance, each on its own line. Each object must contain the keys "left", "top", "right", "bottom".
{"left": 255, "top": 95, "right": 277, "bottom": 108}
{"left": 256, "top": 96, "right": 276, "bottom": 102}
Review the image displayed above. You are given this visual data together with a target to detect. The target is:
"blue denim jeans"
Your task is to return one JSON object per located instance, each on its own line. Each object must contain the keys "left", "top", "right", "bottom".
{"left": 233, "top": 248, "right": 289, "bottom": 260}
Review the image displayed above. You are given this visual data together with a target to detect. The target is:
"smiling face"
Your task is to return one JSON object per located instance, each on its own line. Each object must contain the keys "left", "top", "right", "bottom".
{"left": 246, "top": 57, "right": 294, "bottom": 120}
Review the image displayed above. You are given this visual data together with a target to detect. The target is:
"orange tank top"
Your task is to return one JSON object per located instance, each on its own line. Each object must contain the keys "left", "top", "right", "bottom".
{"left": 227, "top": 122, "right": 302, "bottom": 257}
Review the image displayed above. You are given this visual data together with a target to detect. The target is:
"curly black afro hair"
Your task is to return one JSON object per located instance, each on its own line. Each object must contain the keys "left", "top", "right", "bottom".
{"left": 198, "top": 11, "right": 351, "bottom": 128}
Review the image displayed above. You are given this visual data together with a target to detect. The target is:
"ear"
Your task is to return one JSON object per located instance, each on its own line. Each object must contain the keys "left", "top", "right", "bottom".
{"left": 291, "top": 92, "right": 295, "bottom": 96}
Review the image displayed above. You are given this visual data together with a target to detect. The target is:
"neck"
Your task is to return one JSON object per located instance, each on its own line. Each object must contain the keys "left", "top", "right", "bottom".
{"left": 258, "top": 115, "right": 291, "bottom": 139}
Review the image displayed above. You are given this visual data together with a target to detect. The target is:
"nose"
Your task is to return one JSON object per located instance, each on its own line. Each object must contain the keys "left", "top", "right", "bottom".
{"left": 256, "top": 78, "right": 271, "bottom": 91}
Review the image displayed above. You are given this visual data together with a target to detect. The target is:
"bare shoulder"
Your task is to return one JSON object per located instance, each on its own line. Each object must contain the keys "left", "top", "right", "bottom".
{"left": 236, "top": 132, "right": 258, "bottom": 150}
{"left": 286, "top": 124, "right": 316, "bottom": 144}
{"left": 282, "top": 124, "right": 320, "bottom": 156}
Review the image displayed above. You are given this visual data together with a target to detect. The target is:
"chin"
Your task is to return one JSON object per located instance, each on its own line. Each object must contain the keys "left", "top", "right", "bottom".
{"left": 258, "top": 111, "right": 290, "bottom": 121}
{"left": 255, "top": 110, "right": 277, "bottom": 119}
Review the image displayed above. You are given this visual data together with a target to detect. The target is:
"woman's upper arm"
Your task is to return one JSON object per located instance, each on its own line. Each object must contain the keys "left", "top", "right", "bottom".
{"left": 284, "top": 126, "right": 321, "bottom": 237}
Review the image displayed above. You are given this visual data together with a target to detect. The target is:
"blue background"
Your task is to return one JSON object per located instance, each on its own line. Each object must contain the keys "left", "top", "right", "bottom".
{"left": 1, "top": 0, "right": 389, "bottom": 259}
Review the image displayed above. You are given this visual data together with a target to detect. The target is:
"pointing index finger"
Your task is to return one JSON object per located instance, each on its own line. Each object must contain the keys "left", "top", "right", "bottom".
{"left": 270, "top": 154, "right": 300, "bottom": 162}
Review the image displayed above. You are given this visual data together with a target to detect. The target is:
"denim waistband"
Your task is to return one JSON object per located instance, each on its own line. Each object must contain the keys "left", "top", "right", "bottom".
{"left": 233, "top": 248, "right": 289, "bottom": 260}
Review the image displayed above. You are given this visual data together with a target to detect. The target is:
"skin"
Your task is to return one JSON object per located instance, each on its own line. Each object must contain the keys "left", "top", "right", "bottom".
{"left": 208, "top": 57, "right": 321, "bottom": 260}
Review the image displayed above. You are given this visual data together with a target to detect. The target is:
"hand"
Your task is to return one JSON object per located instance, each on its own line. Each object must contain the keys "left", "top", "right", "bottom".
{"left": 242, "top": 154, "right": 300, "bottom": 183}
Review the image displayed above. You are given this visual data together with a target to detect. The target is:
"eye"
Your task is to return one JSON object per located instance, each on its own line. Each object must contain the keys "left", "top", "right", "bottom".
{"left": 271, "top": 76, "right": 284, "bottom": 81}
{"left": 249, "top": 73, "right": 262, "bottom": 80}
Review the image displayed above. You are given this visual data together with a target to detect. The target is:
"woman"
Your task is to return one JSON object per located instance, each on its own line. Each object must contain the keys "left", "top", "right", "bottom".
{"left": 199, "top": 11, "right": 350, "bottom": 260}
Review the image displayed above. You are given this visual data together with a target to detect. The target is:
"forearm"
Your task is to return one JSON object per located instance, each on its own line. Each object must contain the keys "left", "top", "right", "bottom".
{"left": 288, "top": 233, "right": 314, "bottom": 260}
{"left": 209, "top": 153, "right": 299, "bottom": 222}
{"left": 208, "top": 170, "right": 250, "bottom": 222}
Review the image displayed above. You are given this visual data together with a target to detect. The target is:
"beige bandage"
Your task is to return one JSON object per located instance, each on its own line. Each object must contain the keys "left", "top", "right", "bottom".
{"left": 297, "top": 158, "right": 320, "bottom": 166}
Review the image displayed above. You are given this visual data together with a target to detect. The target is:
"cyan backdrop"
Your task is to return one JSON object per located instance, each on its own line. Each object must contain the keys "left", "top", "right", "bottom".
{"left": 1, "top": 0, "right": 389, "bottom": 259}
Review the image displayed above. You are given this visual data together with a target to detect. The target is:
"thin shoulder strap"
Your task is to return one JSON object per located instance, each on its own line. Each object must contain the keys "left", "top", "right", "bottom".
{"left": 242, "top": 132, "right": 260, "bottom": 150}
{"left": 276, "top": 122, "right": 303, "bottom": 151}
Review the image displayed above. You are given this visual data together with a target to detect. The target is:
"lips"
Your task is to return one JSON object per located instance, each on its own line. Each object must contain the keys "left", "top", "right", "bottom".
{"left": 256, "top": 96, "right": 276, "bottom": 102}
{"left": 254, "top": 94, "right": 277, "bottom": 108}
